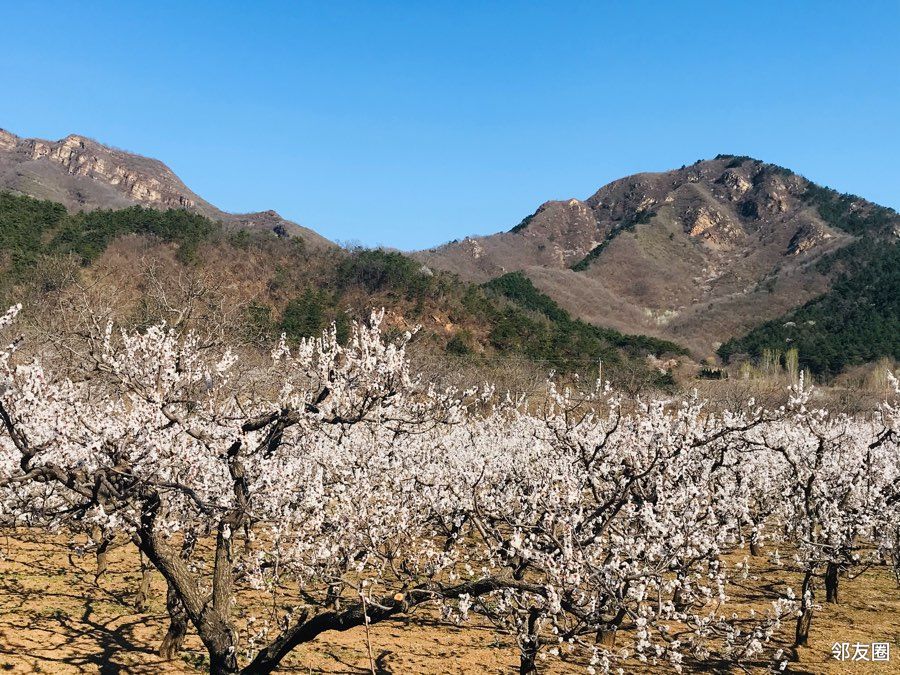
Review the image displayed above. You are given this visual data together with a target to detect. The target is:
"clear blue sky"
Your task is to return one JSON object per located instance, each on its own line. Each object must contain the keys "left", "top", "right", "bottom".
{"left": 2, "top": 1, "right": 898, "bottom": 249}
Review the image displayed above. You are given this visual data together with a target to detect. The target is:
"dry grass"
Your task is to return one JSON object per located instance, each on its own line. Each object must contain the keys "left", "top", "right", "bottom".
{"left": 0, "top": 532, "right": 897, "bottom": 674}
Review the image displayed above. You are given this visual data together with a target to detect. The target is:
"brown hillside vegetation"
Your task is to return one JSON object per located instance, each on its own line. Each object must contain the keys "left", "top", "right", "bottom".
{"left": 0, "top": 192, "right": 689, "bottom": 393}
{"left": 4, "top": 129, "right": 898, "bottom": 376}
{"left": 0, "top": 128, "right": 331, "bottom": 247}
{"left": 415, "top": 156, "right": 866, "bottom": 356}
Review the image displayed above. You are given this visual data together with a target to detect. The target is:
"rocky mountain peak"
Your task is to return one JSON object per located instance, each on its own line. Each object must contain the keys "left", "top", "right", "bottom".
{"left": 415, "top": 155, "right": 859, "bottom": 356}
{"left": 5, "top": 129, "right": 199, "bottom": 212}
{"left": 0, "top": 127, "right": 332, "bottom": 247}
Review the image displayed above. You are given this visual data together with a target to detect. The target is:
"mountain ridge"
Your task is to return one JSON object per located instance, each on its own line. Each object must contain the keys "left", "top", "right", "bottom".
{"left": 0, "top": 128, "right": 332, "bottom": 248}
{"left": 415, "top": 155, "right": 899, "bottom": 357}
{"left": 2, "top": 127, "right": 898, "bottom": 374}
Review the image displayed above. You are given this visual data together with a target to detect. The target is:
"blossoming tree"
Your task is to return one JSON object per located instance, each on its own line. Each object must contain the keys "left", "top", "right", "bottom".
{"left": 0, "top": 304, "right": 897, "bottom": 674}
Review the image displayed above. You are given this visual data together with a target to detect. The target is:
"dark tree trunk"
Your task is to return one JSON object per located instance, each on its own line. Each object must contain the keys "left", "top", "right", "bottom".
{"left": 159, "top": 581, "right": 188, "bottom": 659}
{"left": 519, "top": 640, "right": 538, "bottom": 674}
{"left": 325, "top": 581, "right": 342, "bottom": 610}
{"left": 210, "top": 652, "right": 240, "bottom": 675}
{"left": 597, "top": 607, "right": 627, "bottom": 648}
{"left": 195, "top": 613, "right": 240, "bottom": 675}
{"left": 135, "top": 552, "right": 154, "bottom": 612}
{"left": 673, "top": 573, "right": 689, "bottom": 613}
{"left": 597, "top": 628, "right": 616, "bottom": 648}
{"left": 519, "top": 609, "right": 541, "bottom": 675}
{"left": 95, "top": 543, "right": 109, "bottom": 580}
{"left": 825, "top": 562, "right": 839, "bottom": 603}
{"left": 157, "top": 532, "right": 195, "bottom": 651}
{"left": 92, "top": 525, "right": 110, "bottom": 582}
{"left": 243, "top": 521, "right": 252, "bottom": 555}
{"left": 749, "top": 524, "right": 762, "bottom": 556}
{"left": 136, "top": 496, "right": 239, "bottom": 675}
{"left": 795, "top": 609, "right": 812, "bottom": 647}
{"left": 794, "top": 571, "right": 814, "bottom": 647}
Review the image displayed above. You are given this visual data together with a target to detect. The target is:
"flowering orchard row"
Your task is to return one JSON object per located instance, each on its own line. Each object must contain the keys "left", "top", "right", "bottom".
{"left": 0, "top": 306, "right": 897, "bottom": 674}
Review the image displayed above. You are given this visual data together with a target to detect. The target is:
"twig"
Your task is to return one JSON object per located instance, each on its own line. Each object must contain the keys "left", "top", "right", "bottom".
{"left": 360, "top": 589, "right": 377, "bottom": 675}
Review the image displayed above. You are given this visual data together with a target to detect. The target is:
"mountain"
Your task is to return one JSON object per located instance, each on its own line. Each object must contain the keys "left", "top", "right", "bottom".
{"left": 0, "top": 128, "right": 331, "bottom": 248}
{"left": 0, "top": 127, "right": 688, "bottom": 386}
{"left": 416, "top": 155, "right": 900, "bottom": 359}
{"left": 0, "top": 189, "right": 687, "bottom": 392}
{"left": 3, "top": 129, "right": 896, "bottom": 378}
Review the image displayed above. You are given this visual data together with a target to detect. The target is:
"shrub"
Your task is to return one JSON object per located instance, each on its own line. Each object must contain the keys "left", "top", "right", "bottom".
{"left": 446, "top": 330, "right": 474, "bottom": 355}
{"left": 281, "top": 289, "right": 329, "bottom": 340}
{"left": 338, "top": 248, "right": 434, "bottom": 300}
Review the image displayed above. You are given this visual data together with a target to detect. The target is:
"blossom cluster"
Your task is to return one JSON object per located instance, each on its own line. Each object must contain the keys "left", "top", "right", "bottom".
{"left": 0, "top": 307, "right": 897, "bottom": 674}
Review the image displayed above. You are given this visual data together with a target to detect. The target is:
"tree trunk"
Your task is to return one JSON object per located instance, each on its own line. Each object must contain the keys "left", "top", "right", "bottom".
{"left": 519, "top": 641, "right": 538, "bottom": 674}
{"left": 597, "top": 628, "right": 616, "bottom": 648}
{"left": 202, "top": 527, "right": 241, "bottom": 675}
{"left": 136, "top": 552, "right": 154, "bottom": 612}
{"left": 825, "top": 562, "right": 839, "bottom": 603}
{"left": 794, "top": 571, "right": 814, "bottom": 647}
{"left": 326, "top": 581, "right": 343, "bottom": 610}
{"left": 92, "top": 525, "right": 110, "bottom": 582}
{"left": 136, "top": 498, "right": 239, "bottom": 675}
{"left": 673, "top": 573, "right": 689, "bottom": 613}
{"left": 519, "top": 609, "right": 541, "bottom": 675}
{"left": 597, "top": 607, "right": 627, "bottom": 648}
{"left": 209, "top": 652, "right": 240, "bottom": 675}
{"left": 159, "top": 581, "right": 188, "bottom": 659}
{"left": 198, "top": 614, "right": 240, "bottom": 675}
{"left": 749, "top": 525, "right": 761, "bottom": 556}
{"left": 795, "top": 608, "right": 812, "bottom": 647}
{"left": 243, "top": 521, "right": 252, "bottom": 555}
{"left": 187, "top": 614, "right": 239, "bottom": 675}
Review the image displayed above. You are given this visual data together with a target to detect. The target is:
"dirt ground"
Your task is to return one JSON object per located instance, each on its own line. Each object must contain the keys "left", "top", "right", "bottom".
{"left": 0, "top": 532, "right": 897, "bottom": 674}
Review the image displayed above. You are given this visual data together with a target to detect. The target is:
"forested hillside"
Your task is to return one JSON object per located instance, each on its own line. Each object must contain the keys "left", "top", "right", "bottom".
{"left": 6, "top": 165, "right": 898, "bottom": 385}
{"left": 480, "top": 272, "right": 685, "bottom": 383}
{"left": 0, "top": 192, "right": 212, "bottom": 285}
{"left": 0, "top": 191, "right": 685, "bottom": 386}
{"left": 719, "top": 186, "right": 900, "bottom": 377}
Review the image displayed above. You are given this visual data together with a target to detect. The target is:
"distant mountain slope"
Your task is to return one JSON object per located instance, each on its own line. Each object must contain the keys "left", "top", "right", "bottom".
{"left": 0, "top": 128, "right": 331, "bottom": 248}
{"left": 479, "top": 272, "right": 686, "bottom": 382}
{"left": 0, "top": 190, "right": 687, "bottom": 390}
{"left": 415, "top": 156, "right": 900, "bottom": 358}
{"left": 5, "top": 127, "right": 897, "bottom": 377}
{"left": 718, "top": 209, "right": 900, "bottom": 377}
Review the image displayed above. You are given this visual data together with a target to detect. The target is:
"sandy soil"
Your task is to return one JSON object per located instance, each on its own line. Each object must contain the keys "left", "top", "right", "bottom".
{"left": 0, "top": 531, "right": 897, "bottom": 674}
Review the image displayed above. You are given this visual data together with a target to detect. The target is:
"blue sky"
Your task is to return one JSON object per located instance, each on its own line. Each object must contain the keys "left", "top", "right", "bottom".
{"left": 2, "top": 1, "right": 898, "bottom": 249}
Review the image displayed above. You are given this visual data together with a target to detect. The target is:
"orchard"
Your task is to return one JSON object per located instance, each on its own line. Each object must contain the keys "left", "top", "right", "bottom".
{"left": 0, "top": 306, "right": 897, "bottom": 674}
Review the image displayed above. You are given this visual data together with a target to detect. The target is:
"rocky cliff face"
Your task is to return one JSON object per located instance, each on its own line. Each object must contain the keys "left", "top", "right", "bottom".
{"left": 25, "top": 134, "right": 198, "bottom": 209}
{"left": 0, "top": 128, "right": 331, "bottom": 247}
{"left": 415, "top": 156, "right": 860, "bottom": 356}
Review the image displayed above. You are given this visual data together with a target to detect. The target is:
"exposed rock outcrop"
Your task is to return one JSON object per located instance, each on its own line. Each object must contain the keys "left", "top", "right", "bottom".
{"left": 684, "top": 206, "right": 746, "bottom": 249}
{"left": 787, "top": 222, "right": 833, "bottom": 255}
{"left": 0, "top": 128, "right": 332, "bottom": 247}
{"left": 416, "top": 156, "right": 857, "bottom": 356}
